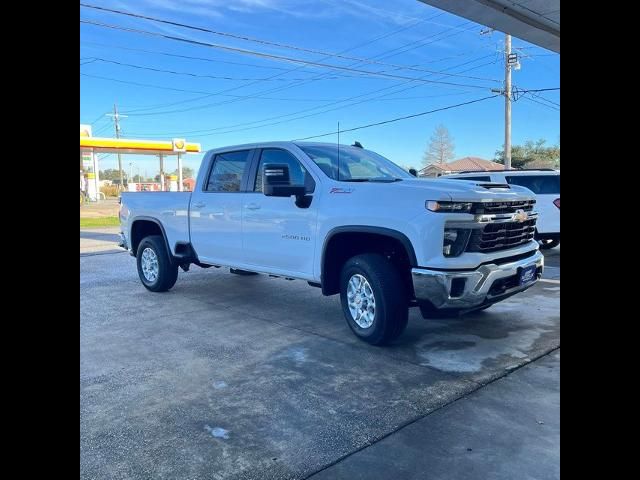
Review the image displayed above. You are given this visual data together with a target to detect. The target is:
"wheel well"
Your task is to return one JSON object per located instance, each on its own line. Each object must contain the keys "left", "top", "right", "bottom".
{"left": 321, "top": 231, "right": 415, "bottom": 296}
{"left": 130, "top": 220, "right": 164, "bottom": 254}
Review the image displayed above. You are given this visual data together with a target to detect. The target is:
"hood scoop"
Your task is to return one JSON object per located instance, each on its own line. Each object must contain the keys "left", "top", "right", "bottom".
{"left": 478, "top": 182, "right": 511, "bottom": 189}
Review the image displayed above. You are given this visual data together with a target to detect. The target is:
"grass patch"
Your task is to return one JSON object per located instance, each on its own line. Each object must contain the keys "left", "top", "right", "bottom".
{"left": 80, "top": 216, "right": 120, "bottom": 228}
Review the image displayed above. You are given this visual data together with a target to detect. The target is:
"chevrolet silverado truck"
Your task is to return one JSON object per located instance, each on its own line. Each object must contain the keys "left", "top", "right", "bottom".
{"left": 119, "top": 141, "right": 543, "bottom": 345}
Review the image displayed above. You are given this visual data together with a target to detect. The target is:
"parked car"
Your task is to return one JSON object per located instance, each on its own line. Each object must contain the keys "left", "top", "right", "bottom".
{"left": 119, "top": 142, "right": 543, "bottom": 345}
{"left": 440, "top": 169, "right": 560, "bottom": 249}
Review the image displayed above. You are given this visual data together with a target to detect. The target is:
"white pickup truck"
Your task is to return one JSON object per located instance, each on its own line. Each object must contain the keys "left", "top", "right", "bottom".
{"left": 119, "top": 141, "right": 543, "bottom": 345}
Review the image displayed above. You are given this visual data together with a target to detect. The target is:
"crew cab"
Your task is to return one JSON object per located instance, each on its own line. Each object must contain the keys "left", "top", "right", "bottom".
{"left": 119, "top": 142, "right": 544, "bottom": 345}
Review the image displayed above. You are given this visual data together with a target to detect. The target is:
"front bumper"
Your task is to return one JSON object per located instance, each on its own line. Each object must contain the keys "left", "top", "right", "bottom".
{"left": 411, "top": 250, "right": 544, "bottom": 311}
{"left": 118, "top": 232, "right": 129, "bottom": 251}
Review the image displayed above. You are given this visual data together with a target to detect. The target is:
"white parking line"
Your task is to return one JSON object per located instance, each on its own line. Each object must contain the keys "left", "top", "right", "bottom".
{"left": 539, "top": 278, "right": 560, "bottom": 284}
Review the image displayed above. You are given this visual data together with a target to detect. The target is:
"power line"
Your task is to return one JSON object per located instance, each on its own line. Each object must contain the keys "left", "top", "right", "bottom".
{"left": 529, "top": 92, "right": 560, "bottom": 107}
{"left": 93, "top": 123, "right": 113, "bottom": 136}
{"left": 81, "top": 72, "right": 477, "bottom": 106}
{"left": 81, "top": 10, "right": 488, "bottom": 118}
{"left": 189, "top": 63, "right": 498, "bottom": 137}
{"left": 81, "top": 57, "right": 367, "bottom": 81}
{"left": 80, "top": 2, "right": 421, "bottom": 62}
{"left": 122, "top": 55, "right": 493, "bottom": 136}
{"left": 81, "top": 38, "right": 492, "bottom": 71}
{"left": 80, "top": 9, "right": 498, "bottom": 128}
{"left": 373, "top": 22, "right": 476, "bottom": 60}
{"left": 80, "top": 3, "right": 484, "bottom": 77}
{"left": 124, "top": 56, "right": 497, "bottom": 136}
{"left": 522, "top": 96, "right": 559, "bottom": 111}
{"left": 119, "top": 60, "right": 495, "bottom": 118}
{"left": 85, "top": 110, "right": 110, "bottom": 126}
{"left": 80, "top": 19, "right": 499, "bottom": 88}
{"left": 293, "top": 95, "right": 501, "bottom": 141}
{"left": 120, "top": 56, "right": 490, "bottom": 117}
{"left": 81, "top": 17, "right": 448, "bottom": 115}
{"left": 518, "top": 87, "right": 560, "bottom": 93}
{"left": 80, "top": 41, "right": 324, "bottom": 72}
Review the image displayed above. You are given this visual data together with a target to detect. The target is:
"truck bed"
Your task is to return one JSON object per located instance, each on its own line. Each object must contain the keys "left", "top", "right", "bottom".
{"left": 120, "top": 192, "right": 192, "bottom": 255}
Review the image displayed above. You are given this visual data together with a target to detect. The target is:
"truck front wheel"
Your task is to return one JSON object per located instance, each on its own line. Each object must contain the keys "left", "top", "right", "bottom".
{"left": 339, "top": 254, "right": 409, "bottom": 345}
{"left": 136, "top": 235, "right": 179, "bottom": 292}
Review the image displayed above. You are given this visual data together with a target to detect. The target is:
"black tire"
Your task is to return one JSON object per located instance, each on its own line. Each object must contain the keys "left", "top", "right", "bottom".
{"left": 339, "top": 254, "right": 408, "bottom": 346}
{"left": 136, "top": 235, "right": 179, "bottom": 292}
{"left": 538, "top": 238, "right": 560, "bottom": 250}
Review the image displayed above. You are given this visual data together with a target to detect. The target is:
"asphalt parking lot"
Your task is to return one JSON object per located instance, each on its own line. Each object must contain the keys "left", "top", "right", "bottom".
{"left": 80, "top": 228, "right": 559, "bottom": 480}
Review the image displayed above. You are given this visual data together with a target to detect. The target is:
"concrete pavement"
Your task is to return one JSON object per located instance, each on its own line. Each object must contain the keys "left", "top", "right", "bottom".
{"left": 311, "top": 350, "right": 559, "bottom": 480}
{"left": 80, "top": 234, "right": 559, "bottom": 479}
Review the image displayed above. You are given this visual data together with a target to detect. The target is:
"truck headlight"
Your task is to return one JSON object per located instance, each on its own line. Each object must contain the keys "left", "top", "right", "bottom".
{"left": 426, "top": 201, "right": 473, "bottom": 213}
{"left": 443, "top": 228, "right": 472, "bottom": 257}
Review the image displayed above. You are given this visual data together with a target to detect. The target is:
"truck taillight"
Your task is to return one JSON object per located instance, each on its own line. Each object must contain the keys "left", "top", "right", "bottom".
{"left": 553, "top": 198, "right": 560, "bottom": 209}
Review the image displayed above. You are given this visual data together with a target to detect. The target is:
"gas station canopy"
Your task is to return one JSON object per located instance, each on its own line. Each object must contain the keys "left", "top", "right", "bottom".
{"left": 80, "top": 136, "right": 201, "bottom": 156}
{"left": 418, "top": 0, "right": 559, "bottom": 53}
{"left": 80, "top": 124, "right": 202, "bottom": 200}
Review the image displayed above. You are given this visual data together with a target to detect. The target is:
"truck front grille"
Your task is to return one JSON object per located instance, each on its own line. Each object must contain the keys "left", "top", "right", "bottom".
{"left": 466, "top": 219, "right": 536, "bottom": 253}
{"left": 472, "top": 200, "right": 535, "bottom": 215}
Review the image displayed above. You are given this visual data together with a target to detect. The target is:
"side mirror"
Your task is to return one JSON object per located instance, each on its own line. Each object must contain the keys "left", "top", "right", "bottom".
{"left": 263, "top": 163, "right": 306, "bottom": 197}
{"left": 409, "top": 168, "right": 418, "bottom": 177}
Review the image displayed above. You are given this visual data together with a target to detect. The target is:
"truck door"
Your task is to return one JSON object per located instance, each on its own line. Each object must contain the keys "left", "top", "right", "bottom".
{"left": 242, "top": 148, "right": 319, "bottom": 277}
{"left": 189, "top": 149, "right": 254, "bottom": 266}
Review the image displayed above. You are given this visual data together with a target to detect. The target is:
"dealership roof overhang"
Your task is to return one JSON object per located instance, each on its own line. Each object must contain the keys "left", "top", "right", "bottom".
{"left": 418, "top": 0, "right": 559, "bottom": 53}
{"left": 80, "top": 136, "right": 201, "bottom": 155}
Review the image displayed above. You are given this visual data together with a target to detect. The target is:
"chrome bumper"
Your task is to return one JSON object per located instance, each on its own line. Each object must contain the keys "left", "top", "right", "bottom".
{"left": 411, "top": 250, "right": 544, "bottom": 310}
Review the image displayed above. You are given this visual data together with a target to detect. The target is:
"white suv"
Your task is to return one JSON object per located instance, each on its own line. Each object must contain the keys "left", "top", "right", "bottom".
{"left": 441, "top": 169, "right": 560, "bottom": 249}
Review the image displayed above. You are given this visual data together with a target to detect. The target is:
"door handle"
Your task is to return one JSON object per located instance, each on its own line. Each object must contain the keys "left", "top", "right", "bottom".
{"left": 192, "top": 202, "right": 206, "bottom": 209}
{"left": 245, "top": 203, "right": 261, "bottom": 210}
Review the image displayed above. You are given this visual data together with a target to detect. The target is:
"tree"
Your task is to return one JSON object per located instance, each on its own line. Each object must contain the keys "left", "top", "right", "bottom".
{"left": 172, "top": 167, "right": 194, "bottom": 179}
{"left": 495, "top": 139, "right": 560, "bottom": 169}
{"left": 99, "top": 169, "right": 122, "bottom": 181}
{"left": 423, "top": 124, "right": 455, "bottom": 166}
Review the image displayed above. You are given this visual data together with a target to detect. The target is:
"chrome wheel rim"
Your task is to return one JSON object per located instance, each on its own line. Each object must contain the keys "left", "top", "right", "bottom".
{"left": 141, "top": 247, "right": 159, "bottom": 283}
{"left": 347, "top": 274, "right": 376, "bottom": 328}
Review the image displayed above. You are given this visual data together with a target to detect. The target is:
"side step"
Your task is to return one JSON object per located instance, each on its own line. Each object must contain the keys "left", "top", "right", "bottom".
{"left": 230, "top": 268, "right": 259, "bottom": 276}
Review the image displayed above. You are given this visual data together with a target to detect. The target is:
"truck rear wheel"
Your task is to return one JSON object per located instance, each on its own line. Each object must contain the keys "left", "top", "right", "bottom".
{"left": 339, "top": 254, "right": 408, "bottom": 345}
{"left": 136, "top": 235, "right": 179, "bottom": 292}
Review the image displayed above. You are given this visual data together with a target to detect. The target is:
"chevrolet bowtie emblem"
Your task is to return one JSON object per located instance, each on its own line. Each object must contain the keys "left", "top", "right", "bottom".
{"left": 513, "top": 209, "right": 528, "bottom": 223}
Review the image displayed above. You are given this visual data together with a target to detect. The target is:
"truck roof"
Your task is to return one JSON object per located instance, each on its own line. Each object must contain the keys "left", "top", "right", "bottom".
{"left": 449, "top": 169, "right": 559, "bottom": 176}
{"left": 206, "top": 141, "right": 364, "bottom": 153}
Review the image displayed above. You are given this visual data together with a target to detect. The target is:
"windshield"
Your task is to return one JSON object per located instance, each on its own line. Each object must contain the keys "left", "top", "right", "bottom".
{"left": 297, "top": 144, "right": 411, "bottom": 182}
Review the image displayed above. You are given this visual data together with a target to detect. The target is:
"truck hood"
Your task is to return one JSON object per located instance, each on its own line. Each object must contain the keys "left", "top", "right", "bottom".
{"left": 380, "top": 177, "right": 536, "bottom": 202}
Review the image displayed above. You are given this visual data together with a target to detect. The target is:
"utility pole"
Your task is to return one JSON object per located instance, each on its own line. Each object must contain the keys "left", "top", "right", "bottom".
{"left": 481, "top": 28, "right": 512, "bottom": 169}
{"left": 504, "top": 34, "right": 512, "bottom": 170}
{"left": 107, "top": 104, "right": 127, "bottom": 190}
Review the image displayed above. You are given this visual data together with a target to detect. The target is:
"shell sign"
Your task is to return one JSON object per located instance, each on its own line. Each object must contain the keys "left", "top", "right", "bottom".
{"left": 173, "top": 138, "right": 187, "bottom": 152}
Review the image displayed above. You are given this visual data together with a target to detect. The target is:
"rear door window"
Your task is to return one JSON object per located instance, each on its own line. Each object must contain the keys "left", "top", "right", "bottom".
{"left": 505, "top": 175, "right": 560, "bottom": 194}
{"left": 204, "top": 150, "right": 252, "bottom": 192}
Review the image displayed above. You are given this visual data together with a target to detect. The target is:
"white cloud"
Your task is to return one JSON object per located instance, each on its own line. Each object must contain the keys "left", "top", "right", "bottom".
{"left": 103, "top": 0, "right": 433, "bottom": 26}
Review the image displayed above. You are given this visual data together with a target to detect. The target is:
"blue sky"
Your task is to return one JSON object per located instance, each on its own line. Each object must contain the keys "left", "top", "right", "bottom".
{"left": 80, "top": 0, "right": 560, "bottom": 177}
